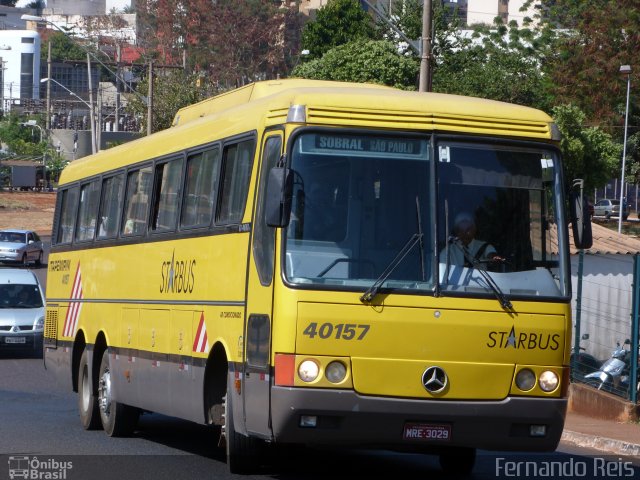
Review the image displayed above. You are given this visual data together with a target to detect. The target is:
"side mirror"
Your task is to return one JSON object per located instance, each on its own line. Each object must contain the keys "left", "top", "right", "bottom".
{"left": 265, "top": 167, "right": 293, "bottom": 228}
{"left": 569, "top": 191, "right": 592, "bottom": 249}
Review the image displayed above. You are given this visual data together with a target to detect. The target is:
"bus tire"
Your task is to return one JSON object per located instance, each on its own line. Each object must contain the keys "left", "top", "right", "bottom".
{"left": 78, "top": 349, "right": 101, "bottom": 430}
{"left": 439, "top": 447, "right": 476, "bottom": 475}
{"left": 224, "top": 376, "right": 262, "bottom": 473}
{"left": 97, "top": 350, "right": 139, "bottom": 437}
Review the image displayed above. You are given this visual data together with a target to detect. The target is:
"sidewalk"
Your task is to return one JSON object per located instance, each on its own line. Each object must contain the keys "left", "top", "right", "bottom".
{"left": 562, "top": 410, "right": 640, "bottom": 456}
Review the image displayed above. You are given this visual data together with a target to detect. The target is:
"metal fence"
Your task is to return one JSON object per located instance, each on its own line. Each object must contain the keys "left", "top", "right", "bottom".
{"left": 571, "top": 252, "right": 639, "bottom": 403}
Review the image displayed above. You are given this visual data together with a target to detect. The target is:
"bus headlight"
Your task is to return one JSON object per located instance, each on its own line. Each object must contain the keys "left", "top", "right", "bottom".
{"left": 515, "top": 369, "right": 536, "bottom": 391}
{"left": 325, "top": 361, "right": 347, "bottom": 383}
{"left": 539, "top": 371, "right": 559, "bottom": 392}
{"left": 298, "top": 359, "right": 320, "bottom": 382}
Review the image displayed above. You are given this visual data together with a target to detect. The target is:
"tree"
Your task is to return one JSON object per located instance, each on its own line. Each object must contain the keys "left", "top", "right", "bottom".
{"left": 0, "top": 0, "right": 18, "bottom": 6}
{"left": 300, "top": 0, "right": 378, "bottom": 60}
{"left": 136, "top": 0, "right": 300, "bottom": 87}
{"left": 39, "top": 31, "right": 89, "bottom": 62}
{"left": 291, "top": 39, "right": 418, "bottom": 88}
{"left": 539, "top": 0, "right": 640, "bottom": 132}
{"left": 552, "top": 104, "right": 620, "bottom": 191}
{"left": 126, "top": 70, "right": 213, "bottom": 133}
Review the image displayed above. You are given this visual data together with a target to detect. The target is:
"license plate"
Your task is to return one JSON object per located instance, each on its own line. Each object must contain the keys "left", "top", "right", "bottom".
{"left": 5, "top": 337, "right": 26, "bottom": 344}
{"left": 403, "top": 423, "right": 451, "bottom": 441}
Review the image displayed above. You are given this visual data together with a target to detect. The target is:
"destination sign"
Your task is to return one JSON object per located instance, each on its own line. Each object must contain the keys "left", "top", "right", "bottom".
{"left": 299, "top": 134, "right": 428, "bottom": 160}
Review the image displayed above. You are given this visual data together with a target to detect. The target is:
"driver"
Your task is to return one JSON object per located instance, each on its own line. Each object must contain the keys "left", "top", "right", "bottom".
{"left": 440, "top": 212, "right": 504, "bottom": 267}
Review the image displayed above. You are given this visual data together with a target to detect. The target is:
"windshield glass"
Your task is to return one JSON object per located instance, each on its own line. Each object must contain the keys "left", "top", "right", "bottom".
{"left": 283, "top": 131, "right": 569, "bottom": 300}
{"left": 0, "top": 284, "right": 43, "bottom": 308}
{"left": 284, "top": 131, "right": 433, "bottom": 293}
{"left": 437, "top": 141, "right": 568, "bottom": 298}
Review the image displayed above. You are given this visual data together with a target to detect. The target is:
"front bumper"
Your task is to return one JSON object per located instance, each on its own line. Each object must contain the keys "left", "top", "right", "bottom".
{"left": 271, "top": 387, "right": 566, "bottom": 452}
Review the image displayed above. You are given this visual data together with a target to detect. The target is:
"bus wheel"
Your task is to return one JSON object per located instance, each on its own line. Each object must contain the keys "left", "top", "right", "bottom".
{"left": 439, "top": 447, "right": 476, "bottom": 475}
{"left": 78, "top": 349, "right": 101, "bottom": 430}
{"left": 223, "top": 376, "right": 262, "bottom": 473}
{"left": 97, "top": 350, "right": 139, "bottom": 437}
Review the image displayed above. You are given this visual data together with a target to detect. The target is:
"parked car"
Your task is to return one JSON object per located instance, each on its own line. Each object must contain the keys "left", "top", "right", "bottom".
{"left": 593, "top": 199, "right": 629, "bottom": 220}
{"left": 0, "top": 229, "right": 44, "bottom": 266}
{"left": 0, "top": 268, "right": 45, "bottom": 354}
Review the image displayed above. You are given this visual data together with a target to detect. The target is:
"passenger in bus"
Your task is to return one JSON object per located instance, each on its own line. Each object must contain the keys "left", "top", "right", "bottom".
{"left": 303, "top": 182, "right": 344, "bottom": 241}
{"left": 440, "top": 212, "right": 504, "bottom": 267}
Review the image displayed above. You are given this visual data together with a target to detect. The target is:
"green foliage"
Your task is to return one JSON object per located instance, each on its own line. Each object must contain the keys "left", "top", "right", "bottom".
{"left": 300, "top": 0, "right": 378, "bottom": 60}
{"left": 41, "top": 32, "right": 89, "bottom": 62}
{"left": 0, "top": 0, "right": 18, "bottom": 6}
{"left": 0, "top": 115, "right": 45, "bottom": 156}
{"left": 291, "top": 39, "right": 418, "bottom": 89}
{"left": 126, "top": 70, "right": 218, "bottom": 133}
{"left": 552, "top": 104, "right": 620, "bottom": 191}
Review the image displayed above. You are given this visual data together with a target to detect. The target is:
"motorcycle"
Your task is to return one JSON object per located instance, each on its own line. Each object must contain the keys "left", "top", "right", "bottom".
{"left": 583, "top": 339, "right": 633, "bottom": 396}
{"left": 570, "top": 333, "right": 601, "bottom": 383}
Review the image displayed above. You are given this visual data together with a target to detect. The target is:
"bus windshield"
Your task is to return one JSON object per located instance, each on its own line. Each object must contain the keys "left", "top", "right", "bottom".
{"left": 283, "top": 131, "right": 568, "bottom": 301}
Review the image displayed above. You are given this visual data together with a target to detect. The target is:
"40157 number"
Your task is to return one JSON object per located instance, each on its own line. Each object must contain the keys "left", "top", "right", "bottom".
{"left": 302, "top": 322, "right": 370, "bottom": 340}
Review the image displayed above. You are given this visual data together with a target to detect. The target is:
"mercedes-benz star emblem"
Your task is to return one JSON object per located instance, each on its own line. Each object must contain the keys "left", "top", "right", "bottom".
{"left": 422, "top": 366, "right": 448, "bottom": 393}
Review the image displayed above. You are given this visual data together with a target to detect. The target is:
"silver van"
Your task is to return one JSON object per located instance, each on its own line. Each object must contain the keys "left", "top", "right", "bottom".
{"left": 0, "top": 269, "right": 45, "bottom": 354}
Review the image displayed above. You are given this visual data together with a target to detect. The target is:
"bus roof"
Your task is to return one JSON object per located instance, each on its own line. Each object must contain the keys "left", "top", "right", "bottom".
{"left": 59, "top": 79, "right": 556, "bottom": 185}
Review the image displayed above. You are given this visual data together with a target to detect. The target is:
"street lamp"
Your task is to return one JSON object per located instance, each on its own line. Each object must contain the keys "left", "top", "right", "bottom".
{"left": 20, "top": 119, "right": 43, "bottom": 143}
{"left": 618, "top": 64, "right": 632, "bottom": 234}
{"left": 40, "top": 77, "right": 96, "bottom": 154}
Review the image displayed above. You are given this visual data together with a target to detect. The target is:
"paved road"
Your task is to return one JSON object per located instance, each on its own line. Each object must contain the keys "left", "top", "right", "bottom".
{"left": 1, "top": 353, "right": 639, "bottom": 480}
{"left": 2, "top": 241, "right": 640, "bottom": 479}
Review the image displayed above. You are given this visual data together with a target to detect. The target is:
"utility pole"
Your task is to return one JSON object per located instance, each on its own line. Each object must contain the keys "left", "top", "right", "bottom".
{"left": 115, "top": 44, "right": 121, "bottom": 132}
{"left": 87, "top": 53, "right": 97, "bottom": 154}
{"left": 147, "top": 61, "right": 153, "bottom": 136}
{"left": 419, "top": 0, "right": 433, "bottom": 92}
{"left": 46, "top": 41, "right": 51, "bottom": 130}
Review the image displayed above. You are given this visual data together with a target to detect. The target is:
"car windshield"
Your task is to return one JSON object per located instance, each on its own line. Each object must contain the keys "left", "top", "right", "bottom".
{"left": 282, "top": 131, "right": 570, "bottom": 302}
{"left": 0, "top": 284, "right": 43, "bottom": 308}
{"left": 0, "top": 232, "right": 26, "bottom": 243}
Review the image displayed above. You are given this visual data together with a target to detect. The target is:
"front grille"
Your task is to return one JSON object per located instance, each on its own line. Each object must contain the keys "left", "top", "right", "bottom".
{"left": 44, "top": 309, "right": 58, "bottom": 348}
{"left": 0, "top": 325, "right": 33, "bottom": 332}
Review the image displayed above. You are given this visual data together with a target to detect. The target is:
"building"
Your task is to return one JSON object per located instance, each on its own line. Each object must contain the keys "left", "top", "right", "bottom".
{"left": 467, "top": 0, "right": 538, "bottom": 27}
{"left": 0, "top": 30, "right": 41, "bottom": 113}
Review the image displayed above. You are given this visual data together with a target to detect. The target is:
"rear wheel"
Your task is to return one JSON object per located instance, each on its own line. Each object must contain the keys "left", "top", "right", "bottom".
{"left": 78, "top": 349, "right": 101, "bottom": 430}
{"left": 223, "top": 375, "right": 262, "bottom": 473}
{"left": 439, "top": 447, "right": 476, "bottom": 476}
{"left": 97, "top": 350, "right": 139, "bottom": 436}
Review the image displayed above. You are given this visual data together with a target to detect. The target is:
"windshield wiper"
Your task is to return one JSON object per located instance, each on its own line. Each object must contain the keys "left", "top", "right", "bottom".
{"left": 448, "top": 236, "right": 514, "bottom": 311}
{"left": 360, "top": 232, "right": 423, "bottom": 304}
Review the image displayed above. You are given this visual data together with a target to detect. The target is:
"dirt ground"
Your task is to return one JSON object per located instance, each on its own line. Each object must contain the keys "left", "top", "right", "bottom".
{"left": 0, "top": 190, "right": 56, "bottom": 235}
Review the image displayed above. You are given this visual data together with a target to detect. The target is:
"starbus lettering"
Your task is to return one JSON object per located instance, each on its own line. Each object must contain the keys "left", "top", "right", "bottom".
{"left": 160, "top": 250, "right": 196, "bottom": 294}
{"left": 487, "top": 326, "right": 560, "bottom": 350}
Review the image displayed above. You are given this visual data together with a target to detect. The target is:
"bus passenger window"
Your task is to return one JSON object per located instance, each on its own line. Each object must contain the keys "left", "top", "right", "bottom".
{"left": 97, "top": 174, "right": 124, "bottom": 239}
{"left": 181, "top": 148, "right": 220, "bottom": 228}
{"left": 57, "top": 187, "right": 79, "bottom": 244}
{"left": 75, "top": 181, "right": 101, "bottom": 242}
{"left": 216, "top": 139, "right": 255, "bottom": 225}
{"left": 122, "top": 166, "right": 153, "bottom": 236}
{"left": 151, "top": 158, "right": 184, "bottom": 232}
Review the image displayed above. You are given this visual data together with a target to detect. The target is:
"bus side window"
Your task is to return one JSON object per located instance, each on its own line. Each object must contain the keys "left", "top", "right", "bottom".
{"left": 181, "top": 147, "right": 220, "bottom": 229}
{"left": 151, "top": 158, "right": 184, "bottom": 232}
{"left": 97, "top": 173, "right": 124, "bottom": 240}
{"left": 57, "top": 186, "right": 79, "bottom": 244}
{"left": 75, "top": 180, "right": 101, "bottom": 242}
{"left": 253, "top": 136, "right": 281, "bottom": 285}
{"left": 216, "top": 139, "right": 255, "bottom": 224}
{"left": 122, "top": 166, "right": 153, "bottom": 236}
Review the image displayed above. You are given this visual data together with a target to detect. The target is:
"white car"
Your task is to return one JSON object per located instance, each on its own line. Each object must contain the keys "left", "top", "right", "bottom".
{"left": 0, "top": 269, "right": 45, "bottom": 354}
{"left": 0, "top": 229, "right": 44, "bottom": 266}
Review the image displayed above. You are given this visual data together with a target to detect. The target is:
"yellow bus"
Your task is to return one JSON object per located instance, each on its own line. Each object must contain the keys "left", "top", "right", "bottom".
{"left": 44, "top": 79, "right": 590, "bottom": 474}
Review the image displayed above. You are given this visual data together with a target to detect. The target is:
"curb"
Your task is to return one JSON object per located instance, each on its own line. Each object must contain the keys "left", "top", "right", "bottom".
{"left": 561, "top": 430, "right": 640, "bottom": 457}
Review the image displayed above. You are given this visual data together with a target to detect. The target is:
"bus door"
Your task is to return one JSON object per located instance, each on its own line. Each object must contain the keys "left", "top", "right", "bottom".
{"left": 243, "top": 133, "right": 282, "bottom": 438}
